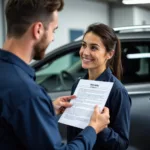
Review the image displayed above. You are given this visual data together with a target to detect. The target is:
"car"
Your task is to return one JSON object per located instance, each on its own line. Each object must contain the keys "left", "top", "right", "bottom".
{"left": 32, "top": 25, "right": 150, "bottom": 150}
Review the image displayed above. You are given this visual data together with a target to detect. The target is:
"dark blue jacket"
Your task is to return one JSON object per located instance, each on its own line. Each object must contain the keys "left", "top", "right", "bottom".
{"left": 67, "top": 68, "right": 131, "bottom": 150}
{"left": 0, "top": 49, "right": 97, "bottom": 150}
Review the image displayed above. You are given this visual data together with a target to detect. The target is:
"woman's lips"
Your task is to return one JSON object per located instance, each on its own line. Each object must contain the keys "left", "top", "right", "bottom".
{"left": 82, "top": 57, "right": 93, "bottom": 63}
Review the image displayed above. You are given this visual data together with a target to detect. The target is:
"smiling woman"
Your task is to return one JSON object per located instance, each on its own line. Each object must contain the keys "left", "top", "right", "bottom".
{"left": 67, "top": 23, "right": 131, "bottom": 150}
{"left": 80, "top": 32, "right": 115, "bottom": 79}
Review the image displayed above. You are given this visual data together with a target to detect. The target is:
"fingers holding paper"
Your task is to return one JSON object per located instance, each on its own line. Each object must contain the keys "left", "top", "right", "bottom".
{"left": 53, "top": 95, "right": 76, "bottom": 115}
{"left": 89, "top": 106, "right": 110, "bottom": 134}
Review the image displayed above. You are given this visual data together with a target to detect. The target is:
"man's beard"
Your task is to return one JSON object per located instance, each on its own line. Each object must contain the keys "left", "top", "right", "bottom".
{"left": 33, "top": 32, "right": 48, "bottom": 60}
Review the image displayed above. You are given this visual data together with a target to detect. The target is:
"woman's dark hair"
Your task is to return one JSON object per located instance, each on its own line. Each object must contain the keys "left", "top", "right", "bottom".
{"left": 84, "top": 23, "right": 122, "bottom": 80}
{"left": 5, "top": 0, "right": 64, "bottom": 38}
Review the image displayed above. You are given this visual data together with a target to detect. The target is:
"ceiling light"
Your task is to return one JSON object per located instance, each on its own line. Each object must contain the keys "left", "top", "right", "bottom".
{"left": 123, "top": 0, "right": 150, "bottom": 4}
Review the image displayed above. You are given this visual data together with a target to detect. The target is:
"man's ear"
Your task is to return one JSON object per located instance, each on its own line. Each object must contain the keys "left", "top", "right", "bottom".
{"left": 32, "top": 22, "right": 44, "bottom": 40}
{"left": 107, "top": 50, "right": 115, "bottom": 60}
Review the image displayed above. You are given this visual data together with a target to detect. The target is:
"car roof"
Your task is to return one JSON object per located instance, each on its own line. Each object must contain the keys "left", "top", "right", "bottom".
{"left": 76, "top": 25, "right": 150, "bottom": 41}
{"left": 114, "top": 25, "right": 150, "bottom": 40}
{"left": 114, "top": 25, "right": 150, "bottom": 33}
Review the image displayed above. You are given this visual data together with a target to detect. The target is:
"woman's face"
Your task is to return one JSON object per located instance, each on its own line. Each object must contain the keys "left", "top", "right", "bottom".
{"left": 79, "top": 32, "right": 112, "bottom": 71}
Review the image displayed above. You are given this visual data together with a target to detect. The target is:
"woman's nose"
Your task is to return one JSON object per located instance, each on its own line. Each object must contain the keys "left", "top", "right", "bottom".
{"left": 83, "top": 47, "right": 90, "bottom": 55}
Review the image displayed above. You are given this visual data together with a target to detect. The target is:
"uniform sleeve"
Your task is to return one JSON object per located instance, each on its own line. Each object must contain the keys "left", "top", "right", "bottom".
{"left": 8, "top": 96, "right": 96, "bottom": 150}
{"left": 95, "top": 88, "right": 131, "bottom": 150}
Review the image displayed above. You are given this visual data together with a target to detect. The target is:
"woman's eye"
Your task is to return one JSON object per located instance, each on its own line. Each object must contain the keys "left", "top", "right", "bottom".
{"left": 91, "top": 46, "right": 98, "bottom": 51}
{"left": 81, "top": 43, "right": 86, "bottom": 48}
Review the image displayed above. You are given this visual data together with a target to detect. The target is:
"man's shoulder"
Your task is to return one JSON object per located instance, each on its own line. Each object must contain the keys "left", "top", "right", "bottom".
{"left": 0, "top": 62, "right": 47, "bottom": 111}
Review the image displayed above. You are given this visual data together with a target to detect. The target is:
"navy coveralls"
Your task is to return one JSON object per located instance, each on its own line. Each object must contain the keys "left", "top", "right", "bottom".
{"left": 0, "top": 49, "right": 97, "bottom": 150}
{"left": 67, "top": 68, "right": 131, "bottom": 150}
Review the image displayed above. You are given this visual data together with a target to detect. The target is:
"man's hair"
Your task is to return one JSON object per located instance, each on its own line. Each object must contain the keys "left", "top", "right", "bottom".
{"left": 5, "top": 0, "right": 64, "bottom": 38}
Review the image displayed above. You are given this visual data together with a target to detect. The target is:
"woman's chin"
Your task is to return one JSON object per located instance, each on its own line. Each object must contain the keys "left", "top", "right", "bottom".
{"left": 82, "top": 64, "right": 90, "bottom": 69}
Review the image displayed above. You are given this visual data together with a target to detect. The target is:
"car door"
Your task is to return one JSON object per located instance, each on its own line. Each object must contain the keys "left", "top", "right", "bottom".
{"left": 121, "top": 41, "right": 150, "bottom": 150}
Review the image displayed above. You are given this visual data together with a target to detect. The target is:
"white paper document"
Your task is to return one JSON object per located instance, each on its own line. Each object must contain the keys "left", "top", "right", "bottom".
{"left": 58, "top": 79, "right": 114, "bottom": 129}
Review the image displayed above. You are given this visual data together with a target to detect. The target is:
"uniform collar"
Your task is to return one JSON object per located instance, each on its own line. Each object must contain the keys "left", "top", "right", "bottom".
{"left": 84, "top": 67, "right": 112, "bottom": 81}
{"left": 0, "top": 49, "right": 35, "bottom": 79}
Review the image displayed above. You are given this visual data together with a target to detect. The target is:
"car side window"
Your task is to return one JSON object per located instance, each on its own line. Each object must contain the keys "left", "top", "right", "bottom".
{"left": 121, "top": 42, "right": 150, "bottom": 84}
{"left": 35, "top": 42, "right": 150, "bottom": 93}
{"left": 35, "top": 51, "right": 86, "bottom": 92}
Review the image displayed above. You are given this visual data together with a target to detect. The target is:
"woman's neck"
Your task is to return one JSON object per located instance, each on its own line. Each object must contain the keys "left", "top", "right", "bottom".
{"left": 88, "top": 67, "right": 106, "bottom": 80}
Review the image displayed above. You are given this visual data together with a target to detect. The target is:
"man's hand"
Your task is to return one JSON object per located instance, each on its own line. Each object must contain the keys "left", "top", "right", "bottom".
{"left": 53, "top": 95, "right": 76, "bottom": 115}
{"left": 89, "top": 106, "right": 110, "bottom": 134}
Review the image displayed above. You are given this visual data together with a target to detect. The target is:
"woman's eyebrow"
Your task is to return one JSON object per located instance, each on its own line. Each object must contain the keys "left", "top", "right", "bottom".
{"left": 90, "top": 43, "right": 100, "bottom": 47}
{"left": 83, "top": 41, "right": 100, "bottom": 47}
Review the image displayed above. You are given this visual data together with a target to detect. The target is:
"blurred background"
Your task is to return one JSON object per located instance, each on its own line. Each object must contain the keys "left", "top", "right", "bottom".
{"left": 1, "top": 0, "right": 150, "bottom": 52}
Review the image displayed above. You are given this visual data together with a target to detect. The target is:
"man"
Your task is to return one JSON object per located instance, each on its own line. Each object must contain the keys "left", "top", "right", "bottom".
{"left": 0, "top": 0, "right": 110, "bottom": 149}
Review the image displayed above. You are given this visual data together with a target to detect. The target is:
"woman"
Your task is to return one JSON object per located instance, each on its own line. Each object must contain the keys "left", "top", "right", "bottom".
{"left": 67, "top": 23, "right": 131, "bottom": 150}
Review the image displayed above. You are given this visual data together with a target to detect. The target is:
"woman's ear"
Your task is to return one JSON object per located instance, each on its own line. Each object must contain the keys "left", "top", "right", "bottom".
{"left": 107, "top": 50, "right": 115, "bottom": 60}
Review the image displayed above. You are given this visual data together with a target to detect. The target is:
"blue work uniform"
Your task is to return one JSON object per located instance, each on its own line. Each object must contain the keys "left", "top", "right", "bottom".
{"left": 67, "top": 68, "right": 131, "bottom": 150}
{"left": 0, "top": 49, "right": 97, "bottom": 150}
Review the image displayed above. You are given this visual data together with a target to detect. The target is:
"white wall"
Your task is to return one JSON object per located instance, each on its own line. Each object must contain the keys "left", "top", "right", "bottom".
{"left": 133, "top": 7, "right": 150, "bottom": 25}
{"left": 47, "top": 0, "right": 109, "bottom": 53}
{"left": 2, "top": 0, "right": 150, "bottom": 53}
{"left": 1, "top": 0, "right": 109, "bottom": 51}
{"left": 110, "top": 5, "right": 134, "bottom": 28}
{"left": 110, "top": 5, "right": 150, "bottom": 28}
{"left": 0, "top": 0, "right": 5, "bottom": 47}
